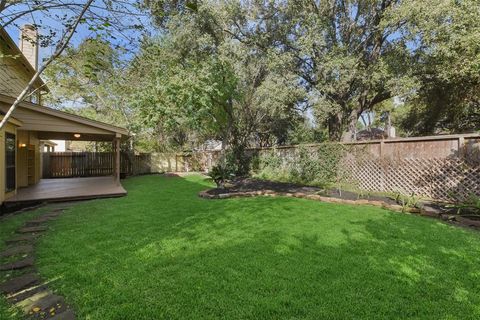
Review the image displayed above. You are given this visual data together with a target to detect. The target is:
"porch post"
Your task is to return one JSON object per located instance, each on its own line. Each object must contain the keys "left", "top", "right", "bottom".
{"left": 114, "top": 135, "right": 121, "bottom": 185}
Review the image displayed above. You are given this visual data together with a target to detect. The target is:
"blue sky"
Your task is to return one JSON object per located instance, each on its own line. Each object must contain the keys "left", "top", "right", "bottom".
{"left": 2, "top": 1, "right": 154, "bottom": 63}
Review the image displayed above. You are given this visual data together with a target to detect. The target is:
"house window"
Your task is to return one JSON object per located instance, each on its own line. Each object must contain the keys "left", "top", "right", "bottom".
{"left": 5, "top": 133, "right": 16, "bottom": 192}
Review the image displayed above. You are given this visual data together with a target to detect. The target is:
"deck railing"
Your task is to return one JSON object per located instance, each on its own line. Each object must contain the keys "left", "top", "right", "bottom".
{"left": 41, "top": 152, "right": 153, "bottom": 178}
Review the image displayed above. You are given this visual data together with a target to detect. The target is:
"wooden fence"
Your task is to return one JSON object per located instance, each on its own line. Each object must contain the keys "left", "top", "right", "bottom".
{"left": 134, "top": 133, "right": 480, "bottom": 202}
{"left": 248, "top": 134, "right": 480, "bottom": 202}
{"left": 41, "top": 152, "right": 154, "bottom": 178}
{"left": 41, "top": 133, "right": 480, "bottom": 202}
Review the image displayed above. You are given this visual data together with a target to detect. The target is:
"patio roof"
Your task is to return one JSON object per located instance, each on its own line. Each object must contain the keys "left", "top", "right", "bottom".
{"left": 0, "top": 94, "right": 129, "bottom": 141}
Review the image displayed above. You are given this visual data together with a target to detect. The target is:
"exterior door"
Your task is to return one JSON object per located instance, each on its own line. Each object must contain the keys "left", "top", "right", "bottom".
{"left": 5, "top": 133, "right": 16, "bottom": 192}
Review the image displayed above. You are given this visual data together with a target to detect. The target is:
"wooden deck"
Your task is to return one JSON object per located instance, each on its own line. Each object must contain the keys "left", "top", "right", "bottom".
{"left": 5, "top": 177, "right": 127, "bottom": 204}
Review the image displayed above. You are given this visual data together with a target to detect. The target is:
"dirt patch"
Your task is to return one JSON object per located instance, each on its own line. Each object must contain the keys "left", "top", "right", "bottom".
{"left": 204, "top": 178, "right": 398, "bottom": 205}
{"left": 162, "top": 173, "right": 180, "bottom": 177}
{"left": 204, "top": 178, "right": 321, "bottom": 195}
{"left": 317, "top": 189, "right": 398, "bottom": 206}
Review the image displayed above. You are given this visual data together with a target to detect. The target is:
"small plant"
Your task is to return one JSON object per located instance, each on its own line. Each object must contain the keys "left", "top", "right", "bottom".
{"left": 208, "top": 149, "right": 240, "bottom": 188}
{"left": 391, "top": 192, "right": 420, "bottom": 212}
{"left": 208, "top": 164, "right": 235, "bottom": 188}
{"left": 448, "top": 194, "right": 480, "bottom": 215}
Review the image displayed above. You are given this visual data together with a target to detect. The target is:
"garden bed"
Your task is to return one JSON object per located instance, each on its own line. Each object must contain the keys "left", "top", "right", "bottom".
{"left": 200, "top": 177, "right": 480, "bottom": 230}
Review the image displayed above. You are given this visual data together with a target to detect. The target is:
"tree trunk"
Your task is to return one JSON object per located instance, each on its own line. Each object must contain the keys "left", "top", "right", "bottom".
{"left": 342, "top": 108, "right": 361, "bottom": 142}
{"left": 328, "top": 113, "right": 343, "bottom": 141}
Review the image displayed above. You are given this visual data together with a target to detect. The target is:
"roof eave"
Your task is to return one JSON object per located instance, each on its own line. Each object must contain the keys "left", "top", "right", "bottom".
{"left": 0, "top": 94, "right": 129, "bottom": 137}
{"left": 0, "top": 28, "right": 49, "bottom": 93}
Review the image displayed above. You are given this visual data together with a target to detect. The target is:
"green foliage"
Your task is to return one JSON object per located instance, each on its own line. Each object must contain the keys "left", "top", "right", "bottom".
{"left": 43, "top": 0, "right": 480, "bottom": 154}
{"left": 255, "top": 144, "right": 347, "bottom": 187}
{"left": 44, "top": 38, "right": 139, "bottom": 145}
{"left": 391, "top": 192, "right": 421, "bottom": 212}
{"left": 208, "top": 163, "right": 234, "bottom": 188}
{"left": 391, "top": 0, "right": 480, "bottom": 135}
{"left": 449, "top": 194, "right": 480, "bottom": 215}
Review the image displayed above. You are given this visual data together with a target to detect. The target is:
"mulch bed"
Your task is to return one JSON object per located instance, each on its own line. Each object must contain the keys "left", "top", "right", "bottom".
{"left": 199, "top": 177, "right": 480, "bottom": 231}
{"left": 204, "top": 178, "right": 321, "bottom": 196}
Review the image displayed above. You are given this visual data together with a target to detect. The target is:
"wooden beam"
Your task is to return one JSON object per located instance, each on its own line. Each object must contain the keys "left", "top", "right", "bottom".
{"left": 114, "top": 138, "right": 121, "bottom": 185}
{"left": 458, "top": 136, "right": 465, "bottom": 158}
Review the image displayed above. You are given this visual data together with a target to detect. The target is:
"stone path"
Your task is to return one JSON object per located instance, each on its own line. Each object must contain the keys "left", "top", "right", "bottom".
{"left": 0, "top": 207, "right": 75, "bottom": 319}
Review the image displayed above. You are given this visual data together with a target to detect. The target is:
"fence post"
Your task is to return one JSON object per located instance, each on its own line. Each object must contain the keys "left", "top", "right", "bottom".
{"left": 380, "top": 141, "right": 386, "bottom": 191}
{"left": 458, "top": 137, "right": 465, "bottom": 158}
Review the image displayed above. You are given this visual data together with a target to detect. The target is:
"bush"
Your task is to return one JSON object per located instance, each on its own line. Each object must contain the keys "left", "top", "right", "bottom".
{"left": 208, "top": 148, "right": 242, "bottom": 188}
{"left": 254, "top": 143, "right": 347, "bottom": 187}
{"left": 208, "top": 163, "right": 235, "bottom": 188}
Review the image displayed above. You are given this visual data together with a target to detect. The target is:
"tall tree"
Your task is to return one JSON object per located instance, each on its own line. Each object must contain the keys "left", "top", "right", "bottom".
{"left": 45, "top": 38, "right": 136, "bottom": 131}
{"left": 393, "top": 0, "right": 480, "bottom": 135}
{"left": 134, "top": 3, "right": 305, "bottom": 157}
{"left": 253, "top": 0, "right": 413, "bottom": 141}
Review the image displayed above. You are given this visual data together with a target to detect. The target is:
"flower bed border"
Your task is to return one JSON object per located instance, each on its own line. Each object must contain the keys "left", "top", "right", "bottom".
{"left": 199, "top": 189, "right": 480, "bottom": 229}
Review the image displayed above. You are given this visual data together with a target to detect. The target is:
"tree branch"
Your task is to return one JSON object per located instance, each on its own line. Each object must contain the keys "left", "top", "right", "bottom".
{"left": 0, "top": 0, "right": 95, "bottom": 130}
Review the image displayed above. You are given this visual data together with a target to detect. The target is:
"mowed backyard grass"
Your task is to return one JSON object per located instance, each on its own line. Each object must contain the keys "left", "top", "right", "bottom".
{"left": 5, "top": 174, "right": 480, "bottom": 319}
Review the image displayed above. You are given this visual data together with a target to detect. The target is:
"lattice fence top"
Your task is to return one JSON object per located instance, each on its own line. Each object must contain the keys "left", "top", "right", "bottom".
{"left": 341, "top": 157, "right": 480, "bottom": 202}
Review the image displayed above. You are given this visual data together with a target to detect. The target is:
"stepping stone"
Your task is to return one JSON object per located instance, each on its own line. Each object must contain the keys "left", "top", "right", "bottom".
{"left": 41, "top": 213, "right": 62, "bottom": 219}
{"left": 0, "top": 273, "right": 39, "bottom": 294}
{"left": 50, "top": 309, "right": 75, "bottom": 320}
{"left": 0, "top": 245, "right": 33, "bottom": 257}
{"left": 8, "top": 284, "right": 49, "bottom": 304}
{"left": 47, "top": 208, "right": 65, "bottom": 215}
{"left": 17, "top": 226, "right": 47, "bottom": 234}
{"left": 6, "top": 234, "right": 39, "bottom": 244}
{"left": 26, "top": 217, "right": 55, "bottom": 226}
{"left": 28, "top": 294, "right": 65, "bottom": 314}
{"left": 0, "top": 256, "right": 35, "bottom": 270}
{"left": 16, "top": 290, "right": 51, "bottom": 312}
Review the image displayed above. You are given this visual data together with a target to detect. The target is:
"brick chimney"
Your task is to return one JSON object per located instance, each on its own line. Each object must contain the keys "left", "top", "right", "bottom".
{"left": 19, "top": 24, "right": 39, "bottom": 70}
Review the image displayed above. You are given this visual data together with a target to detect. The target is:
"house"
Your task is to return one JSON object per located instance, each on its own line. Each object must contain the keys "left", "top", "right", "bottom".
{"left": 356, "top": 127, "right": 396, "bottom": 141}
{"left": 0, "top": 25, "right": 128, "bottom": 208}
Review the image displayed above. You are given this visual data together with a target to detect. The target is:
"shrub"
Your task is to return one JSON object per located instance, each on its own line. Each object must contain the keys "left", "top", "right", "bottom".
{"left": 208, "top": 163, "right": 235, "bottom": 188}
{"left": 208, "top": 148, "right": 243, "bottom": 188}
{"left": 254, "top": 143, "right": 347, "bottom": 187}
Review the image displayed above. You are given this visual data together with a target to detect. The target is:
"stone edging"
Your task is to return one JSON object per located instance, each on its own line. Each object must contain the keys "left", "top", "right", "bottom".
{"left": 198, "top": 189, "right": 480, "bottom": 228}
{"left": 0, "top": 207, "right": 75, "bottom": 320}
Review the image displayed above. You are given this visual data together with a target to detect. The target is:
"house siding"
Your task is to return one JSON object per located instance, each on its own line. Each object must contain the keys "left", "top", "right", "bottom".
{"left": 0, "top": 55, "right": 32, "bottom": 97}
{"left": 0, "top": 122, "right": 18, "bottom": 204}
{"left": 0, "top": 32, "right": 42, "bottom": 102}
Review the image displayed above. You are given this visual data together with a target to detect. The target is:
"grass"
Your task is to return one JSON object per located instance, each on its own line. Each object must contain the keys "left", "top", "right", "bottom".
{"left": 2, "top": 174, "right": 480, "bottom": 319}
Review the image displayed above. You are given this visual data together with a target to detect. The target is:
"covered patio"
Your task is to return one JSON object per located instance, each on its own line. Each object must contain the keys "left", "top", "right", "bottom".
{"left": 4, "top": 177, "right": 127, "bottom": 204}
{"left": 0, "top": 94, "right": 129, "bottom": 207}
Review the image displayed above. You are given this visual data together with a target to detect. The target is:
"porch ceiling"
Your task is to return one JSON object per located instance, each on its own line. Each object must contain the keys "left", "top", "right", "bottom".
{"left": 36, "top": 131, "right": 119, "bottom": 142}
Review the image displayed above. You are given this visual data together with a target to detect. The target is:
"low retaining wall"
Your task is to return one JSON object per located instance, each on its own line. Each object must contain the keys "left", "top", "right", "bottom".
{"left": 198, "top": 189, "right": 480, "bottom": 229}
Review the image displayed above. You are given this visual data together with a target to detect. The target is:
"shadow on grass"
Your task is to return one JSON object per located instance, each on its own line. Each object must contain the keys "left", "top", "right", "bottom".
{"left": 35, "top": 174, "right": 480, "bottom": 319}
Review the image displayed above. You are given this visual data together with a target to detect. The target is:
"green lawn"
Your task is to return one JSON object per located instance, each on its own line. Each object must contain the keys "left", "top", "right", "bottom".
{"left": 3, "top": 174, "right": 480, "bottom": 319}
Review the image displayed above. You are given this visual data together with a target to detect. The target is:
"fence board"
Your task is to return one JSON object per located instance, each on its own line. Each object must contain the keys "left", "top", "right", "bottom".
{"left": 42, "top": 152, "right": 116, "bottom": 178}
{"left": 41, "top": 134, "right": 480, "bottom": 202}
